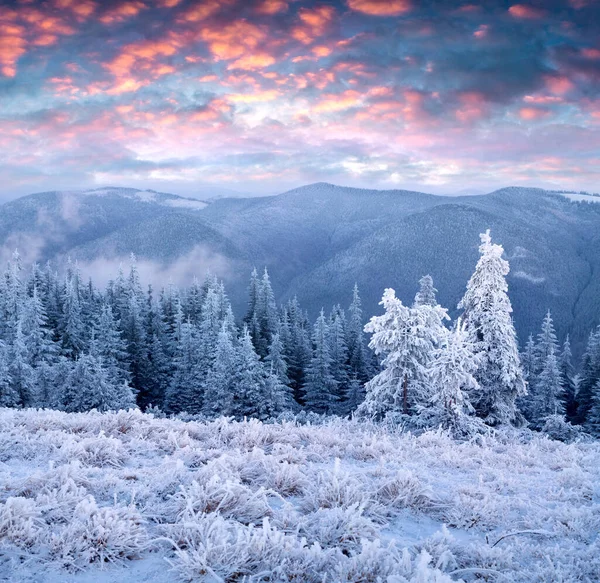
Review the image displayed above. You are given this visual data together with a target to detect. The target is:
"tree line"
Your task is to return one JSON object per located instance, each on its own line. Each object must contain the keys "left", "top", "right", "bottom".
{"left": 0, "top": 256, "right": 373, "bottom": 419}
{"left": 0, "top": 230, "right": 598, "bottom": 437}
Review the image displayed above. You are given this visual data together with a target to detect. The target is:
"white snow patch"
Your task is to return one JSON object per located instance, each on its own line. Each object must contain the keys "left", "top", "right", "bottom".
{"left": 163, "top": 198, "right": 207, "bottom": 210}
{"left": 557, "top": 192, "right": 600, "bottom": 203}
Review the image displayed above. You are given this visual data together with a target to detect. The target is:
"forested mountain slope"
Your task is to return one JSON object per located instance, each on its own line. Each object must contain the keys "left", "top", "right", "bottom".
{"left": 0, "top": 183, "right": 598, "bottom": 356}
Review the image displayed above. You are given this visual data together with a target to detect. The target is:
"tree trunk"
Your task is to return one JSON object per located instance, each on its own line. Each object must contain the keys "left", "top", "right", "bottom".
{"left": 403, "top": 373, "right": 408, "bottom": 414}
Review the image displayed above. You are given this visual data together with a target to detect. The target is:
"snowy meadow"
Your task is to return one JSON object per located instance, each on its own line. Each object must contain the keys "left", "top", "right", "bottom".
{"left": 0, "top": 408, "right": 598, "bottom": 582}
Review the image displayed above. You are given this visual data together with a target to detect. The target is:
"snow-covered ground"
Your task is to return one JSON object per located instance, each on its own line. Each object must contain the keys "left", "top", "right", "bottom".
{"left": 0, "top": 408, "right": 598, "bottom": 582}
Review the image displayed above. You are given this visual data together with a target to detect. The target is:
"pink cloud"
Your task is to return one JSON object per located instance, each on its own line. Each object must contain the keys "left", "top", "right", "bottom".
{"left": 347, "top": 0, "right": 411, "bottom": 16}
{"left": 508, "top": 4, "right": 545, "bottom": 19}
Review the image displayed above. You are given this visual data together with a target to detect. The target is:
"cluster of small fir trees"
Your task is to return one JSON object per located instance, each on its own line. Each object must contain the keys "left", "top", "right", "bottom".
{"left": 357, "top": 230, "right": 599, "bottom": 437}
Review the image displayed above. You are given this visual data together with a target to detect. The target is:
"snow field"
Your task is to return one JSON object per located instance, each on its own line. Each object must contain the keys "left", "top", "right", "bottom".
{"left": 0, "top": 408, "right": 598, "bottom": 582}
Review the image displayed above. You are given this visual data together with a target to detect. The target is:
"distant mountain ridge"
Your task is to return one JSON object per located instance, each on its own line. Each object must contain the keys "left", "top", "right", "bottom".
{"left": 1, "top": 182, "right": 598, "bottom": 358}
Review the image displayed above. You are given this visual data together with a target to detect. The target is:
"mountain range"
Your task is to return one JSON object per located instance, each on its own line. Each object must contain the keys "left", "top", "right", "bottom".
{"left": 1, "top": 183, "right": 598, "bottom": 358}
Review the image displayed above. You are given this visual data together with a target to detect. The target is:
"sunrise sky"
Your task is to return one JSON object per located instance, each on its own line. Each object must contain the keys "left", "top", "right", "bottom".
{"left": 1, "top": 0, "right": 599, "bottom": 199}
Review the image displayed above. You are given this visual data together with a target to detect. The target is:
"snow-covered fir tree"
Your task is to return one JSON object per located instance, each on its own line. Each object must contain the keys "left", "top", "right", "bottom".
{"left": 164, "top": 321, "right": 204, "bottom": 415}
{"left": 531, "top": 351, "right": 564, "bottom": 427}
{"left": 521, "top": 334, "right": 536, "bottom": 382}
{"left": 457, "top": 230, "right": 526, "bottom": 426}
{"left": 244, "top": 268, "right": 278, "bottom": 358}
{"left": 585, "top": 379, "right": 600, "bottom": 436}
{"left": 304, "top": 310, "right": 338, "bottom": 414}
{"left": 357, "top": 288, "right": 447, "bottom": 420}
{"left": 61, "top": 352, "right": 135, "bottom": 413}
{"left": 575, "top": 326, "right": 600, "bottom": 424}
{"left": 559, "top": 335, "right": 578, "bottom": 421}
{"left": 420, "top": 319, "right": 483, "bottom": 436}
{"left": 9, "top": 319, "right": 35, "bottom": 408}
{"left": 265, "top": 333, "right": 290, "bottom": 387}
{"left": 534, "top": 311, "right": 559, "bottom": 372}
{"left": 0, "top": 340, "right": 17, "bottom": 407}
{"left": 232, "top": 327, "right": 271, "bottom": 419}
{"left": 203, "top": 321, "right": 237, "bottom": 417}
{"left": 94, "top": 304, "right": 130, "bottom": 388}
{"left": 328, "top": 305, "right": 350, "bottom": 412}
{"left": 413, "top": 275, "right": 438, "bottom": 307}
{"left": 347, "top": 284, "right": 370, "bottom": 385}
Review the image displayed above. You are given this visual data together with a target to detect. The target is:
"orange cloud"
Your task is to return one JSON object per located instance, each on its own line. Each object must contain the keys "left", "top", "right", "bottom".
{"left": 178, "top": 0, "right": 234, "bottom": 22}
{"left": 228, "top": 52, "right": 276, "bottom": 71}
{"left": 256, "top": 0, "right": 288, "bottom": 14}
{"left": 0, "top": 5, "right": 83, "bottom": 77}
{"left": 508, "top": 4, "right": 545, "bottom": 19}
{"left": 53, "top": 0, "right": 97, "bottom": 21}
{"left": 0, "top": 20, "right": 26, "bottom": 77}
{"left": 519, "top": 107, "right": 550, "bottom": 120}
{"left": 94, "top": 33, "right": 184, "bottom": 94}
{"left": 314, "top": 90, "right": 362, "bottom": 113}
{"left": 347, "top": 0, "right": 411, "bottom": 16}
{"left": 99, "top": 1, "right": 147, "bottom": 25}
{"left": 200, "top": 20, "right": 267, "bottom": 61}
{"left": 292, "top": 5, "right": 335, "bottom": 44}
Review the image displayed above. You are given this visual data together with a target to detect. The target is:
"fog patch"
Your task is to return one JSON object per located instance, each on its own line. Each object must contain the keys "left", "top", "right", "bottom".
{"left": 0, "top": 192, "right": 87, "bottom": 266}
{"left": 76, "top": 245, "right": 237, "bottom": 290}
{"left": 512, "top": 271, "right": 545, "bottom": 284}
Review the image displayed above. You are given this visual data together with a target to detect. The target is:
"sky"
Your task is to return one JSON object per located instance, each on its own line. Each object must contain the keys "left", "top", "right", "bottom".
{"left": 1, "top": 0, "right": 599, "bottom": 200}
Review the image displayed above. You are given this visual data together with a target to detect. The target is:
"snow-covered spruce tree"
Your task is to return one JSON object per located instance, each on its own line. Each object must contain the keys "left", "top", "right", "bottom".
{"left": 202, "top": 321, "right": 237, "bottom": 417}
{"left": 8, "top": 319, "right": 35, "bottom": 407}
{"left": 521, "top": 334, "right": 536, "bottom": 382}
{"left": 518, "top": 334, "right": 537, "bottom": 420}
{"left": 0, "top": 340, "right": 17, "bottom": 407}
{"left": 59, "top": 275, "right": 87, "bottom": 358}
{"left": 1, "top": 251, "right": 25, "bottom": 336}
{"left": 244, "top": 268, "right": 261, "bottom": 346}
{"left": 458, "top": 230, "right": 526, "bottom": 426}
{"left": 574, "top": 326, "right": 600, "bottom": 424}
{"left": 282, "top": 297, "right": 312, "bottom": 405}
{"left": 357, "top": 289, "right": 447, "bottom": 420}
{"left": 531, "top": 351, "right": 564, "bottom": 428}
{"left": 94, "top": 304, "right": 130, "bottom": 388}
{"left": 164, "top": 321, "right": 204, "bottom": 415}
{"left": 232, "top": 326, "right": 271, "bottom": 419}
{"left": 328, "top": 305, "right": 350, "bottom": 413}
{"left": 120, "top": 275, "right": 152, "bottom": 403}
{"left": 347, "top": 284, "right": 371, "bottom": 385}
{"left": 21, "top": 287, "right": 59, "bottom": 406}
{"left": 244, "top": 268, "right": 279, "bottom": 358}
{"left": 21, "top": 286, "right": 57, "bottom": 367}
{"left": 420, "top": 319, "right": 484, "bottom": 437}
{"left": 265, "top": 333, "right": 290, "bottom": 387}
{"left": 144, "top": 291, "right": 172, "bottom": 410}
{"left": 559, "top": 335, "right": 578, "bottom": 422}
{"left": 535, "top": 310, "right": 559, "bottom": 372}
{"left": 303, "top": 309, "right": 339, "bottom": 415}
{"left": 585, "top": 379, "right": 600, "bottom": 436}
{"left": 414, "top": 274, "right": 438, "bottom": 307}
{"left": 184, "top": 276, "right": 204, "bottom": 325}
{"left": 61, "top": 352, "right": 135, "bottom": 413}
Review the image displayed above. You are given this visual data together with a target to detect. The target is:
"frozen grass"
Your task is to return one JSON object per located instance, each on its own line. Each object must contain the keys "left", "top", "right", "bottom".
{"left": 0, "top": 407, "right": 598, "bottom": 582}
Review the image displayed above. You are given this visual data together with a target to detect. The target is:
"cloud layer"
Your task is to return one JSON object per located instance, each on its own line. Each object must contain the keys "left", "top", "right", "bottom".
{"left": 1, "top": 0, "right": 599, "bottom": 197}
